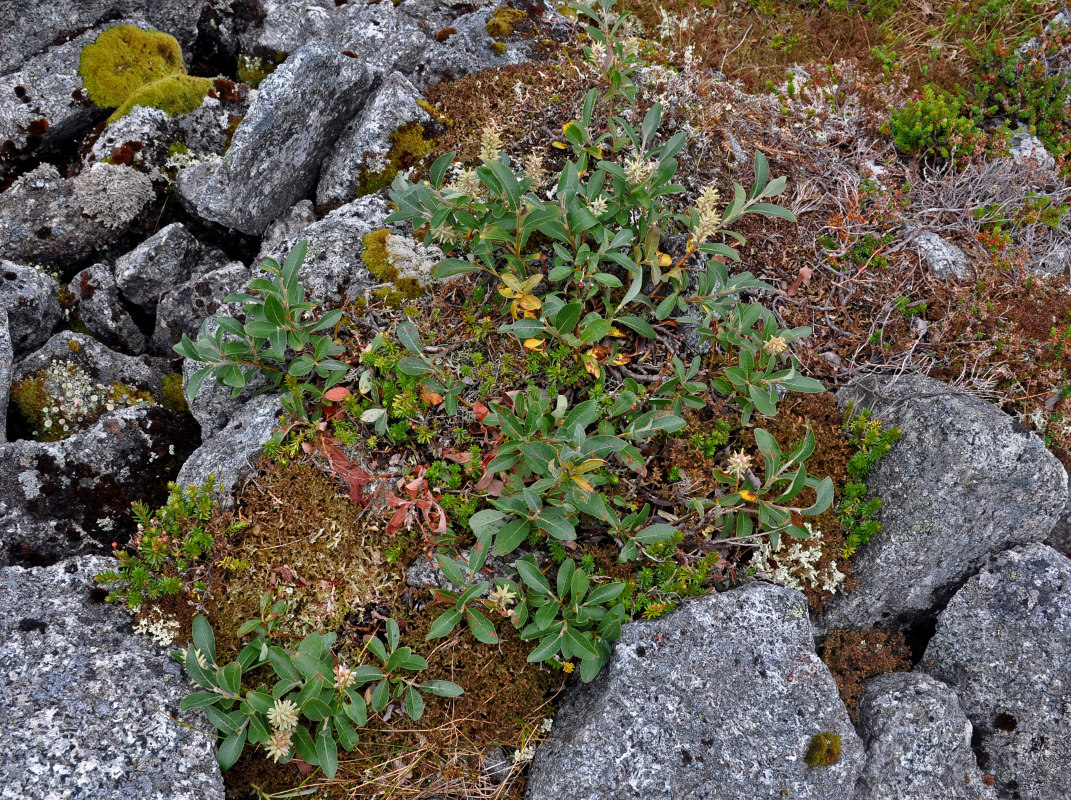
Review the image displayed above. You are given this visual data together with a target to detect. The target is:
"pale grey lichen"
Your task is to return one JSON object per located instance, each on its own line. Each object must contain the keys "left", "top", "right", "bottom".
{"left": 72, "top": 162, "right": 155, "bottom": 229}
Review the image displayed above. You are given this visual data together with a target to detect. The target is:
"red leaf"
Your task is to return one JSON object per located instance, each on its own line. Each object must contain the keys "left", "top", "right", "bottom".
{"left": 386, "top": 506, "right": 409, "bottom": 536}
{"left": 442, "top": 450, "right": 472, "bottom": 464}
{"left": 473, "top": 402, "right": 490, "bottom": 421}
{"left": 324, "top": 387, "right": 351, "bottom": 402}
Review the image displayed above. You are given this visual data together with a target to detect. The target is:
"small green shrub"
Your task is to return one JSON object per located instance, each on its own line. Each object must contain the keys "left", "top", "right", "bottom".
{"left": 888, "top": 85, "right": 980, "bottom": 161}
{"left": 839, "top": 406, "right": 902, "bottom": 556}
{"left": 95, "top": 479, "right": 245, "bottom": 609}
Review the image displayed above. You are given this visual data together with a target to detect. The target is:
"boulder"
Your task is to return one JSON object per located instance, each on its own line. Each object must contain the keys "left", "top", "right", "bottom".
{"left": 921, "top": 544, "right": 1071, "bottom": 800}
{"left": 12, "top": 331, "right": 163, "bottom": 405}
{"left": 0, "top": 404, "right": 197, "bottom": 567}
{"left": 0, "top": 1, "right": 205, "bottom": 74}
{"left": 150, "top": 262, "right": 250, "bottom": 355}
{"left": 0, "top": 555, "right": 223, "bottom": 799}
{"left": 912, "top": 231, "right": 972, "bottom": 281}
{"left": 0, "top": 309, "right": 11, "bottom": 442}
{"left": 0, "top": 261, "right": 62, "bottom": 358}
{"left": 85, "top": 104, "right": 176, "bottom": 175}
{"left": 1008, "top": 128, "right": 1056, "bottom": 173}
{"left": 68, "top": 263, "right": 148, "bottom": 354}
{"left": 316, "top": 71, "right": 431, "bottom": 207}
{"left": 257, "top": 200, "right": 317, "bottom": 261}
{"left": 113, "top": 223, "right": 204, "bottom": 310}
{"left": 193, "top": 44, "right": 377, "bottom": 235}
{"left": 855, "top": 672, "right": 995, "bottom": 800}
{"left": 256, "top": 194, "right": 390, "bottom": 305}
{"left": 818, "top": 374, "right": 1067, "bottom": 632}
{"left": 177, "top": 393, "right": 281, "bottom": 502}
{"left": 0, "top": 164, "right": 156, "bottom": 270}
{"left": 526, "top": 583, "right": 864, "bottom": 800}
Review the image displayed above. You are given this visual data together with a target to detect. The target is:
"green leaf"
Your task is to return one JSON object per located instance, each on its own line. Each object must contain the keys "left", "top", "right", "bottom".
{"left": 334, "top": 715, "right": 360, "bottom": 751}
{"left": 526, "top": 632, "right": 563, "bottom": 662}
{"left": 405, "top": 685, "right": 426, "bottom": 721}
{"left": 217, "top": 728, "right": 247, "bottom": 771}
{"left": 430, "top": 151, "right": 456, "bottom": 188}
{"left": 580, "top": 318, "right": 613, "bottom": 343}
{"left": 563, "top": 626, "right": 600, "bottom": 661}
{"left": 419, "top": 679, "right": 464, "bottom": 698}
{"left": 191, "top": 615, "right": 216, "bottom": 665}
{"left": 397, "top": 356, "right": 432, "bottom": 376}
{"left": 752, "top": 150, "right": 770, "bottom": 198}
{"left": 396, "top": 321, "right": 423, "bottom": 356}
{"left": 493, "top": 518, "right": 531, "bottom": 556}
{"left": 749, "top": 202, "right": 797, "bottom": 222}
{"left": 316, "top": 724, "right": 339, "bottom": 779}
{"left": 536, "top": 508, "right": 575, "bottom": 541}
{"left": 615, "top": 315, "right": 656, "bottom": 338}
{"left": 553, "top": 302, "right": 583, "bottom": 335}
{"left": 292, "top": 725, "right": 318, "bottom": 764}
{"left": 301, "top": 697, "right": 332, "bottom": 722}
{"left": 180, "top": 691, "right": 221, "bottom": 711}
{"left": 465, "top": 607, "right": 500, "bottom": 644}
{"left": 426, "top": 608, "right": 463, "bottom": 640}
{"left": 515, "top": 558, "right": 553, "bottom": 596}
{"left": 432, "top": 258, "right": 481, "bottom": 278}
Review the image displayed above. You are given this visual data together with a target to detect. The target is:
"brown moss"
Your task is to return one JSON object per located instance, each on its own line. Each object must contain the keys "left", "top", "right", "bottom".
{"left": 435, "top": 27, "right": 457, "bottom": 43}
{"left": 819, "top": 629, "right": 912, "bottom": 720}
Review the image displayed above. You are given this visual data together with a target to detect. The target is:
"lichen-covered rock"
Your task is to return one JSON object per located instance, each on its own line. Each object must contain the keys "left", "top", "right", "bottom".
{"left": 1008, "top": 128, "right": 1056, "bottom": 172}
{"left": 113, "top": 222, "right": 204, "bottom": 309}
{"left": 855, "top": 672, "right": 995, "bottom": 800}
{"left": 257, "top": 194, "right": 390, "bottom": 305}
{"left": 12, "top": 331, "right": 162, "bottom": 398}
{"left": 912, "top": 230, "right": 972, "bottom": 281}
{"left": 193, "top": 44, "right": 377, "bottom": 235}
{"left": 68, "top": 263, "right": 148, "bottom": 354}
{"left": 526, "top": 583, "right": 864, "bottom": 800}
{"left": 0, "top": 0, "right": 205, "bottom": 75}
{"left": 316, "top": 71, "right": 431, "bottom": 207}
{"left": 72, "top": 161, "right": 156, "bottom": 230}
{"left": 257, "top": 200, "right": 317, "bottom": 261}
{"left": 174, "top": 159, "right": 216, "bottom": 215}
{"left": 0, "top": 25, "right": 115, "bottom": 177}
{"left": 0, "top": 309, "right": 12, "bottom": 443}
{"left": 0, "top": 404, "right": 197, "bottom": 566}
{"left": 921, "top": 544, "right": 1071, "bottom": 800}
{"left": 239, "top": 0, "right": 427, "bottom": 74}
{"left": 150, "top": 261, "right": 250, "bottom": 355}
{"left": 177, "top": 393, "right": 281, "bottom": 503}
{"left": 86, "top": 104, "right": 176, "bottom": 172}
{"left": 0, "top": 555, "right": 223, "bottom": 799}
{"left": 818, "top": 374, "right": 1068, "bottom": 632}
{"left": 0, "top": 261, "right": 61, "bottom": 358}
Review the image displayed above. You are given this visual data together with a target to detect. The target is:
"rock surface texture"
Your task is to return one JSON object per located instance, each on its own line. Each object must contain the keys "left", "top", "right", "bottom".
{"left": 855, "top": 672, "right": 995, "bottom": 800}
{"left": 921, "top": 544, "right": 1071, "bottom": 800}
{"left": 194, "top": 44, "right": 377, "bottom": 235}
{"left": 819, "top": 374, "right": 1067, "bottom": 632}
{"left": 0, "top": 261, "right": 61, "bottom": 358}
{"left": 0, "top": 555, "right": 223, "bottom": 800}
{"left": 527, "top": 582, "right": 864, "bottom": 800}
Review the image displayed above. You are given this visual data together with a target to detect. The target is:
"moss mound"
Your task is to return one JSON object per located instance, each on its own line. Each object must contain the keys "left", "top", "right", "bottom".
{"left": 107, "top": 74, "right": 213, "bottom": 123}
{"left": 486, "top": 5, "right": 527, "bottom": 39}
{"left": 79, "top": 25, "right": 186, "bottom": 109}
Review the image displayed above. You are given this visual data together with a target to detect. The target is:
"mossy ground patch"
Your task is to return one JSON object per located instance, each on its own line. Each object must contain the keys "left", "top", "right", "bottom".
{"left": 79, "top": 25, "right": 186, "bottom": 109}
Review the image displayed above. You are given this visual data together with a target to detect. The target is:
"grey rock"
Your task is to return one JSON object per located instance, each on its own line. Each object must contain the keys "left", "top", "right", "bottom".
{"left": 177, "top": 393, "right": 282, "bottom": 503}
{"left": 0, "top": 261, "right": 62, "bottom": 358}
{"left": 85, "top": 104, "right": 176, "bottom": 173}
{"left": 0, "top": 309, "right": 11, "bottom": 443}
{"left": 855, "top": 672, "right": 995, "bottom": 800}
{"left": 1047, "top": 487, "right": 1071, "bottom": 556}
{"left": 317, "top": 71, "right": 431, "bottom": 207}
{"left": 113, "top": 223, "right": 204, "bottom": 309}
{"left": 913, "top": 230, "right": 973, "bottom": 281}
{"left": 921, "top": 544, "right": 1071, "bottom": 800}
{"left": 174, "top": 159, "right": 217, "bottom": 216}
{"left": 150, "top": 262, "right": 250, "bottom": 355}
{"left": 173, "top": 84, "right": 254, "bottom": 157}
{"left": 526, "top": 583, "right": 864, "bottom": 800}
{"left": 0, "top": 404, "right": 197, "bottom": 566}
{"left": 258, "top": 194, "right": 391, "bottom": 305}
{"left": 0, "top": 25, "right": 108, "bottom": 176}
{"left": 0, "top": 555, "right": 223, "bottom": 800}
{"left": 818, "top": 374, "right": 1067, "bottom": 632}
{"left": 68, "top": 263, "right": 148, "bottom": 354}
{"left": 0, "top": 1, "right": 205, "bottom": 74}
{"left": 1008, "top": 128, "right": 1056, "bottom": 173}
{"left": 0, "top": 163, "right": 152, "bottom": 272}
{"left": 193, "top": 44, "right": 378, "bottom": 235}
{"left": 258, "top": 200, "right": 318, "bottom": 262}
{"left": 240, "top": 0, "right": 427, "bottom": 74}
{"left": 13, "top": 331, "right": 163, "bottom": 402}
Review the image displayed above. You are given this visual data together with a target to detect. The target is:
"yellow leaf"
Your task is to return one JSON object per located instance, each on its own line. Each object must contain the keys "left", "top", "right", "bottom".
{"left": 552, "top": 141, "right": 568, "bottom": 149}
{"left": 571, "top": 475, "right": 594, "bottom": 493}
{"left": 658, "top": 252, "right": 673, "bottom": 267}
{"left": 523, "top": 338, "right": 545, "bottom": 352}
{"left": 575, "top": 458, "right": 606, "bottom": 474}
{"left": 611, "top": 353, "right": 631, "bottom": 366}
{"left": 608, "top": 326, "right": 627, "bottom": 337}
{"left": 520, "top": 295, "right": 542, "bottom": 310}
{"left": 740, "top": 490, "right": 757, "bottom": 502}
{"left": 500, "top": 273, "right": 523, "bottom": 292}
{"left": 583, "top": 357, "right": 600, "bottom": 378}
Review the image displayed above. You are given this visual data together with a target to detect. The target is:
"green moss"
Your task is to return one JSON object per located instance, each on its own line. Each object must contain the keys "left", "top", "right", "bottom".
{"left": 361, "top": 229, "right": 396, "bottom": 282}
{"left": 10, "top": 377, "right": 52, "bottom": 440}
{"left": 107, "top": 74, "right": 213, "bottom": 123}
{"left": 167, "top": 141, "right": 189, "bottom": 157}
{"left": 355, "top": 121, "right": 435, "bottom": 197}
{"left": 805, "top": 732, "right": 842, "bottom": 767}
{"left": 485, "top": 6, "right": 527, "bottom": 39}
{"left": 490, "top": 41, "right": 507, "bottom": 57}
{"left": 79, "top": 25, "right": 186, "bottom": 110}
{"left": 161, "top": 373, "right": 189, "bottom": 413}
